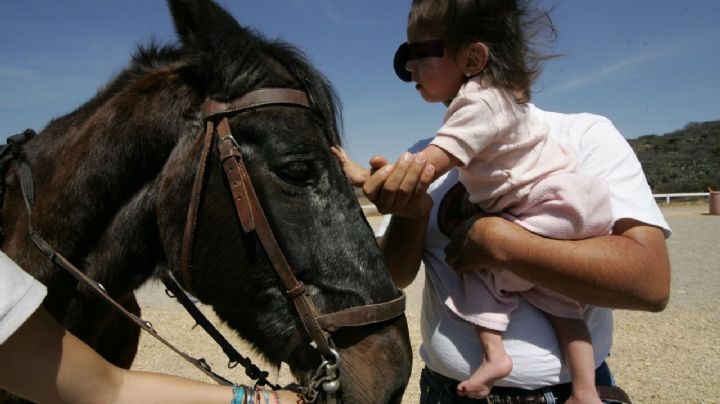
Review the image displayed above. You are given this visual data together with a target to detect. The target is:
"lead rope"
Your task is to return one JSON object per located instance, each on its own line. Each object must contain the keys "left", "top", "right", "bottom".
{"left": 160, "top": 272, "right": 281, "bottom": 390}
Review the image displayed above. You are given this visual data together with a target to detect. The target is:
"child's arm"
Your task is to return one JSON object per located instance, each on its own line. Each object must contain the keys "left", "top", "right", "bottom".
{"left": 331, "top": 144, "right": 459, "bottom": 187}
{"left": 421, "top": 144, "right": 461, "bottom": 181}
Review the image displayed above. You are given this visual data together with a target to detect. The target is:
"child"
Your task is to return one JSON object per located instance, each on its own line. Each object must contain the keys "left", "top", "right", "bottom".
{"left": 333, "top": 1, "right": 611, "bottom": 402}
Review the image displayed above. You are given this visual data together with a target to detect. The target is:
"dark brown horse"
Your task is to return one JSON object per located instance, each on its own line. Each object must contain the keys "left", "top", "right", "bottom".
{"left": 0, "top": 0, "right": 411, "bottom": 402}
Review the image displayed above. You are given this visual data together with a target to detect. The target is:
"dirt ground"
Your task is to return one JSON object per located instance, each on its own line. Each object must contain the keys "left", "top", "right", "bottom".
{"left": 131, "top": 203, "right": 720, "bottom": 403}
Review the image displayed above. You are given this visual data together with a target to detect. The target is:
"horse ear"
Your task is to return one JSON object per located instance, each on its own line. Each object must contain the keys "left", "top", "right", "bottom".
{"left": 167, "top": 0, "right": 249, "bottom": 57}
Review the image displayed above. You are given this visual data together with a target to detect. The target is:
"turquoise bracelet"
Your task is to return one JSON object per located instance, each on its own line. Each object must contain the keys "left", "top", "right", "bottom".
{"left": 232, "top": 385, "right": 247, "bottom": 404}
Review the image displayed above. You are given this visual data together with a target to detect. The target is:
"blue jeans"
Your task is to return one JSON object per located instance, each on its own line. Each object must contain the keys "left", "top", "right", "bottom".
{"left": 419, "top": 362, "right": 618, "bottom": 404}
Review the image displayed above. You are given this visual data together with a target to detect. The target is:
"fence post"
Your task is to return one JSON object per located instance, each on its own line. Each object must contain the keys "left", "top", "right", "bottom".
{"left": 710, "top": 192, "right": 720, "bottom": 215}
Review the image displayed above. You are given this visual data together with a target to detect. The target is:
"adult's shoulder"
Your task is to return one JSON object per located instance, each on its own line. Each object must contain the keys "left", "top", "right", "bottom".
{"left": 530, "top": 104, "right": 636, "bottom": 168}
{"left": 530, "top": 105, "right": 618, "bottom": 149}
{"left": 530, "top": 105, "right": 671, "bottom": 236}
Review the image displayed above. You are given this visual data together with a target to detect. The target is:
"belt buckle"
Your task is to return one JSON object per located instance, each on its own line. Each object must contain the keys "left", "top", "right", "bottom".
{"left": 486, "top": 395, "right": 507, "bottom": 404}
{"left": 486, "top": 393, "right": 547, "bottom": 404}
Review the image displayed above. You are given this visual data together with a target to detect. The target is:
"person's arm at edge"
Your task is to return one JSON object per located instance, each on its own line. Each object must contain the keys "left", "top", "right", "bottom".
{"left": 0, "top": 307, "right": 300, "bottom": 404}
{"left": 448, "top": 215, "right": 670, "bottom": 311}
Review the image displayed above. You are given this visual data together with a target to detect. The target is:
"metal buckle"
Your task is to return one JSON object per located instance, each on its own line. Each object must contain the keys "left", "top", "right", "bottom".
{"left": 218, "top": 134, "right": 240, "bottom": 150}
{"left": 486, "top": 394, "right": 504, "bottom": 404}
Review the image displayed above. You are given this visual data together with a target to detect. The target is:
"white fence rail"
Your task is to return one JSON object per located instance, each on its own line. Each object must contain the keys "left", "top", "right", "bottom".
{"left": 653, "top": 193, "right": 710, "bottom": 204}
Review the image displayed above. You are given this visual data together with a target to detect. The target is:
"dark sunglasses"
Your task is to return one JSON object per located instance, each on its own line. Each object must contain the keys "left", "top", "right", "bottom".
{"left": 393, "top": 40, "right": 445, "bottom": 82}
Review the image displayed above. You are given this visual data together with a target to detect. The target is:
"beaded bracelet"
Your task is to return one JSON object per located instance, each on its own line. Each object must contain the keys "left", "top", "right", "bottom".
{"left": 231, "top": 384, "right": 280, "bottom": 404}
{"left": 231, "top": 385, "right": 247, "bottom": 404}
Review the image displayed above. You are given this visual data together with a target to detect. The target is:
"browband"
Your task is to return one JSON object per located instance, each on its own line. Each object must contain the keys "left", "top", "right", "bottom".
{"left": 202, "top": 88, "right": 310, "bottom": 120}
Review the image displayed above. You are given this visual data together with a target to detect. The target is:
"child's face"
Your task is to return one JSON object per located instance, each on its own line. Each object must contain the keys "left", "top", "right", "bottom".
{"left": 405, "top": 29, "right": 465, "bottom": 104}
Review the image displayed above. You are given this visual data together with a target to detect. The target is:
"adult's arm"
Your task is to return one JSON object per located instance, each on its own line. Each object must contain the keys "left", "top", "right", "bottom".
{"left": 0, "top": 307, "right": 300, "bottom": 404}
{"left": 365, "top": 153, "right": 435, "bottom": 289}
{"left": 446, "top": 214, "right": 670, "bottom": 311}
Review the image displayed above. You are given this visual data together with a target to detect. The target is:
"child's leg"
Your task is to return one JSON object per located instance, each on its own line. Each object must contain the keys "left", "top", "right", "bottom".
{"left": 546, "top": 315, "right": 602, "bottom": 404}
{"left": 457, "top": 326, "right": 513, "bottom": 399}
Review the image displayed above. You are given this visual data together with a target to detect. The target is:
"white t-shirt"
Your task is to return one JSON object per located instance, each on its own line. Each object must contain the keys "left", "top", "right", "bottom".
{"left": 377, "top": 106, "right": 670, "bottom": 389}
{"left": 0, "top": 251, "right": 47, "bottom": 344}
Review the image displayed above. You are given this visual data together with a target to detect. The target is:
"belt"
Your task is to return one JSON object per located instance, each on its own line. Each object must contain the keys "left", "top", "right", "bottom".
{"left": 424, "top": 367, "right": 632, "bottom": 404}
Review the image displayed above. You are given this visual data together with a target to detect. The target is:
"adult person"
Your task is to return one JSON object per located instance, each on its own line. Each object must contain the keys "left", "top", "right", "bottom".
{"left": 335, "top": 0, "right": 618, "bottom": 401}
{"left": 343, "top": 103, "right": 671, "bottom": 403}
{"left": 0, "top": 251, "right": 300, "bottom": 404}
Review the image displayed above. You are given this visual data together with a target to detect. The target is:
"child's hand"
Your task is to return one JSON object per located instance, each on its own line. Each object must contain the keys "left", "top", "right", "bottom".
{"left": 331, "top": 146, "right": 371, "bottom": 187}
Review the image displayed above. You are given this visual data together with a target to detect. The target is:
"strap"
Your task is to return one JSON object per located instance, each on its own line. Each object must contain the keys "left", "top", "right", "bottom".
{"left": 18, "top": 161, "right": 35, "bottom": 212}
{"left": 202, "top": 88, "right": 310, "bottom": 120}
{"left": 25, "top": 230, "right": 235, "bottom": 386}
{"left": 179, "top": 122, "right": 215, "bottom": 294}
{"left": 215, "top": 117, "right": 335, "bottom": 359}
{"left": 316, "top": 291, "right": 406, "bottom": 331}
{"left": 216, "top": 119, "right": 255, "bottom": 233}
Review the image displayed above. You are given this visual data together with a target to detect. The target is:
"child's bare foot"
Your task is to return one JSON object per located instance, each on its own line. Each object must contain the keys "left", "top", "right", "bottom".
{"left": 457, "top": 353, "right": 513, "bottom": 399}
{"left": 330, "top": 146, "right": 371, "bottom": 186}
{"left": 565, "top": 388, "right": 602, "bottom": 404}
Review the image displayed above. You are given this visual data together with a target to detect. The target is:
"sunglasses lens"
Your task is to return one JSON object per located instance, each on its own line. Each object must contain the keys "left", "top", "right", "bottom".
{"left": 409, "top": 41, "right": 445, "bottom": 59}
{"left": 393, "top": 42, "right": 412, "bottom": 82}
{"left": 392, "top": 40, "right": 444, "bottom": 82}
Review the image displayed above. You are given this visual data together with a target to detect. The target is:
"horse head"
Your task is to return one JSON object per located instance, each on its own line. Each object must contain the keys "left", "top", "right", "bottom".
{"left": 156, "top": 1, "right": 413, "bottom": 401}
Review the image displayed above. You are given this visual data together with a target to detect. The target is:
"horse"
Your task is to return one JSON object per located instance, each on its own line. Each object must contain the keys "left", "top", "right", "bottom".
{"left": 0, "top": 0, "right": 412, "bottom": 402}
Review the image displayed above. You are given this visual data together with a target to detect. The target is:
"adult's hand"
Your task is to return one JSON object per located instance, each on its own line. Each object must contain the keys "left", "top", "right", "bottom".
{"left": 362, "top": 152, "right": 435, "bottom": 219}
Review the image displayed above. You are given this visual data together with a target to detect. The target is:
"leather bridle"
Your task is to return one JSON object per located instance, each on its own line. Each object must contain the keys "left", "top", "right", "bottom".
{"left": 176, "top": 87, "right": 407, "bottom": 400}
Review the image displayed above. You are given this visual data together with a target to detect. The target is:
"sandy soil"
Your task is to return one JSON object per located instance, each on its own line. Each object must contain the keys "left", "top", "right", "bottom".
{"left": 131, "top": 203, "right": 720, "bottom": 403}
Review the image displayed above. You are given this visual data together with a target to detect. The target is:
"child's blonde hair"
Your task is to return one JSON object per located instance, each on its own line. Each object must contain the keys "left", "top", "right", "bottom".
{"left": 408, "top": 0, "right": 556, "bottom": 103}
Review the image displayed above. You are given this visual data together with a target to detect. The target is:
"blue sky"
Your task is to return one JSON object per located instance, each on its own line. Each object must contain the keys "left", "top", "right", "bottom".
{"left": 1, "top": 1, "right": 718, "bottom": 165}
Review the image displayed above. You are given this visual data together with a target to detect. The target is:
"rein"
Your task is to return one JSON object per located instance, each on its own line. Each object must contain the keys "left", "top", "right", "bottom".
{"left": 10, "top": 156, "right": 237, "bottom": 386}
{"left": 9, "top": 87, "right": 406, "bottom": 403}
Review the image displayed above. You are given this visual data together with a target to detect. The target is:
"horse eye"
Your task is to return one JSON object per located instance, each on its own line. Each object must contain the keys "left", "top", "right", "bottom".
{"left": 276, "top": 161, "right": 313, "bottom": 185}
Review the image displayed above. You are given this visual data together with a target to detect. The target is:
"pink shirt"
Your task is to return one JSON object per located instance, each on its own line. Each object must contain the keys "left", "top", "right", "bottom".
{"left": 431, "top": 76, "right": 575, "bottom": 212}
